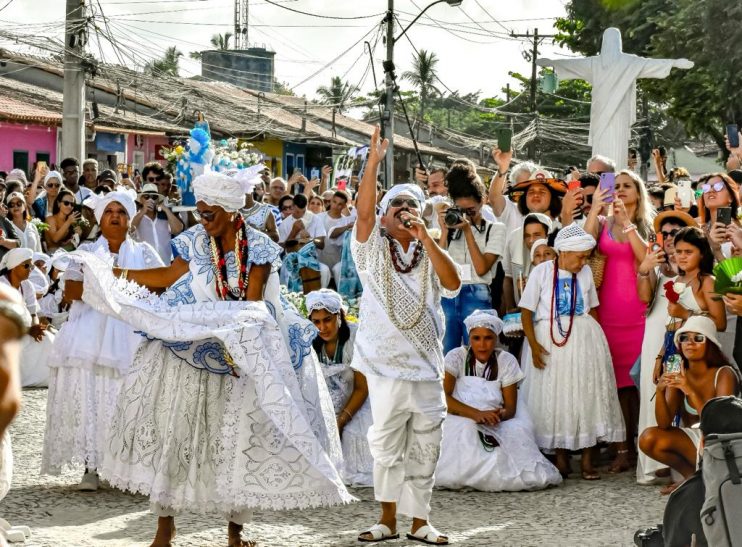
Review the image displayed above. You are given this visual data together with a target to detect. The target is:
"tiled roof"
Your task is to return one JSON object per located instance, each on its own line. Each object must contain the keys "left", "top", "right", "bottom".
{"left": 0, "top": 94, "right": 61, "bottom": 125}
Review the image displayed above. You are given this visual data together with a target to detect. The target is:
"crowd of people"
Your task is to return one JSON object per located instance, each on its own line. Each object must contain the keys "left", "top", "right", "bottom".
{"left": 0, "top": 127, "right": 741, "bottom": 546}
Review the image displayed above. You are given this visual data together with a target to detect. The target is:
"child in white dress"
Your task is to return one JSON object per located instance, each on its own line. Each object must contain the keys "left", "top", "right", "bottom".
{"left": 519, "top": 223, "right": 625, "bottom": 480}
{"left": 436, "top": 309, "right": 562, "bottom": 491}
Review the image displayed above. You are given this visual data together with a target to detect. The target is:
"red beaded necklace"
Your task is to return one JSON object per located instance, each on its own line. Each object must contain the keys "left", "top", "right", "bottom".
{"left": 210, "top": 214, "right": 250, "bottom": 301}
{"left": 385, "top": 234, "right": 425, "bottom": 274}
{"left": 549, "top": 258, "right": 578, "bottom": 347}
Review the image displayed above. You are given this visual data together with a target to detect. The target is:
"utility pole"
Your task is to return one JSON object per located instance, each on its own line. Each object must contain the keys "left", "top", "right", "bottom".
{"left": 510, "top": 28, "right": 556, "bottom": 161}
{"left": 62, "top": 0, "right": 87, "bottom": 161}
{"left": 383, "top": 0, "right": 395, "bottom": 188}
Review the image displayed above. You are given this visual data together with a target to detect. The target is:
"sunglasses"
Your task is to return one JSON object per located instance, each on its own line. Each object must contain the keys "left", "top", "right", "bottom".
{"left": 679, "top": 333, "right": 706, "bottom": 344}
{"left": 94, "top": 187, "right": 111, "bottom": 195}
{"left": 280, "top": 205, "right": 294, "bottom": 211}
{"left": 60, "top": 200, "right": 75, "bottom": 207}
{"left": 142, "top": 194, "right": 160, "bottom": 201}
{"left": 585, "top": 194, "right": 593, "bottom": 204}
{"left": 701, "top": 181, "right": 726, "bottom": 194}
{"left": 661, "top": 228, "right": 680, "bottom": 239}
{"left": 7, "top": 202, "right": 23, "bottom": 209}
{"left": 388, "top": 197, "right": 419, "bottom": 209}
{"left": 45, "top": 182, "right": 61, "bottom": 189}
{"left": 21, "top": 263, "right": 34, "bottom": 271}
{"left": 146, "top": 177, "right": 159, "bottom": 183}
{"left": 195, "top": 210, "right": 217, "bottom": 222}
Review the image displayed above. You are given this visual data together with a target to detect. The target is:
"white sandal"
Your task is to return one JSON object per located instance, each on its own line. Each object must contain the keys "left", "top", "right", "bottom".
{"left": 406, "top": 524, "right": 449, "bottom": 545}
{"left": 358, "top": 523, "right": 399, "bottom": 543}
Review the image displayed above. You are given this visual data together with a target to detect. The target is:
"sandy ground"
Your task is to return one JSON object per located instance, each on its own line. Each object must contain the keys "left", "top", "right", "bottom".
{"left": 0, "top": 388, "right": 667, "bottom": 546}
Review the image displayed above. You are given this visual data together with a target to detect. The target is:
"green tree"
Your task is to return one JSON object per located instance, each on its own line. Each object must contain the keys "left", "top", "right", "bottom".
{"left": 555, "top": 0, "right": 742, "bottom": 154}
{"left": 316, "top": 76, "right": 355, "bottom": 113}
{"left": 402, "top": 49, "right": 441, "bottom": 139}
{"left": 190, "top": 32, "right": 233, "bottom": 60}
{"left": 144, "top": 46, "right": 183, "bottom": 77}
{"left": 273, "top": 78, "right": 296, "bottom": 96}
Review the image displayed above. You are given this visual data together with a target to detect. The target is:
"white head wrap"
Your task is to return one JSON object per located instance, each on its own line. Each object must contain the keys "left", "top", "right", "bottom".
{"left": 380, "top": 183, "right": 426, "bottom": 213}
{"left": 464, "top": 309, "right": 504, "bottom": 336}
{"left": 33, "top": 252, "right": 51, "bottom": 271}
{"left": 84, "top": 187, "right": 137, "bottom": 224}
{"left": 6, "top": 169, "right": 27, "bottom": 184}
{"left": 50, "top": 249, "right": 71, "bottom": 272}
{"left": 553, "top": 223, "right": 596, "bottom": 253}
{"left": 523, "top": 212, "right": 553, "bottom": 233}
{"left": 0, "top": 248, "right": 33, "bottom": 271}
{"left": 530, "top": 239, "right": 550, "bottom": 262}
{"left": 193, "top": 164, "right": 265, "bottom": 212}
{"left": 306, "top": 288, "right": 345, "bottom": 315}
{"left": 44, "top": 170, "right": 63, "bottom": 186}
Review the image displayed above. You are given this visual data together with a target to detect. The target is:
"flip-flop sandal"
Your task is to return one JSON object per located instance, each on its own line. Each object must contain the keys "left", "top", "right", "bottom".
{"left": 406, "top": 524, "right": 449, "bottom": 545}
{"left": 581, "top": 469, "right": 601, "bottom": 481}
{"left": 358, "top": 523, "right": 399, "bottom": 543}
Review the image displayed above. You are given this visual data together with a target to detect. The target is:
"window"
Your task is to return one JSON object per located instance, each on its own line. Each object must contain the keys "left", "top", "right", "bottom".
{"left": 36, "top": 152, "right": 51, "bottom": 166}
{"left": 12, "top": 151, "right": 29, "bottom": 176}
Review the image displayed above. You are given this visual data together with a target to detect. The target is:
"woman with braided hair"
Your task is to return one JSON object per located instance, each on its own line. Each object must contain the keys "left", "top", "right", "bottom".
{"left": 519, "top": 223, "right": 625, "bottom": 480}
{"left": 435, "top": 309, "right": 562, "bottom": 492}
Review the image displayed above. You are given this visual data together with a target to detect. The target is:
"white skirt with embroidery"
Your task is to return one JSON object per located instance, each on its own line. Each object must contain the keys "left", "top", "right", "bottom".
{"left": 340, "top": 400, "right": 374, "bottom": 487}
{"left": 41, "top": 366, "right": 122, "bottom": 475}
{"left": 99, "top": 337, "right": 353, "bottom": 514}
{"left": 520, "top": 315, "right": 626, "bottom": 451}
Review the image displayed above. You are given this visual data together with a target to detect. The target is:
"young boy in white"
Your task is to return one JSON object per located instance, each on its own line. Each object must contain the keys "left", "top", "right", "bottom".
{"left": 352, "top": 127, "right": 461, "bottom": 545}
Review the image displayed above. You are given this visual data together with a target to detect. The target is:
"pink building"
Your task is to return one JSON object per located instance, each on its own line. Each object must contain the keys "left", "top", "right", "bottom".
{"left": 0, "top": 95, "right": 59, "bottom": 174}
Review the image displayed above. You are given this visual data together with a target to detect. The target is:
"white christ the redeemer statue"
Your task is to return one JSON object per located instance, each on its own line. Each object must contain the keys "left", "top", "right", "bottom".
{"left": 537, "top": 27, "right": 693, "bottom": 169}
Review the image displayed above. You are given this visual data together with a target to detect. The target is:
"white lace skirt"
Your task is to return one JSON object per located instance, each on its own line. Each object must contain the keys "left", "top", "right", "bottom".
{"left": 99, "top": 338, "right": 353, "bottom": 514}
{"left": 435, "top": 411, "right": 562, "bottom": 492}
{"left": 340, "top": 400, "right": 374, "bottom": 487}
{"left": 520, "top": 315, "right": 626, "bottom": 450}
{"left": 41, "top": 366, "right": 122, "bottom": 475}
{"left": 0, "top": 433, "right": 12, "bottom": 501}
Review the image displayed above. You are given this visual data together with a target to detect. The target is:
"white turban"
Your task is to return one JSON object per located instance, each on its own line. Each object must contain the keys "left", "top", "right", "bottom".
{"left": 523, "top": 212, "right": 553, "bottom": 233}
{"left": 380, "top": 183, "right": 426, "bottom": 213}
{"left": 305, "top": 288, "right": 345, "bottom": 315}
{"left": 83, "top": 187, "right": 137, "bottom": 224}
{"left": 553, "top": 223, "right": 596, "bottom": 253}
{"left": 44, "top": 170, "right": 63, "bottom": 185}
{"left": 464, "top": 309, "right": 504, "bottom": 336}
{"left": 530, "top": 239, "right": 549, "bottom": 262}
{"left": 0, "top": 248, "right": 33, "bottom": 271}
{"left": 193, "top": 165, "right": 265, "bottom": 213}
{"left": 33, "top": 252, "right": 51, "bottom": 271}
{"left": 50, "top": 249, "right": 71, "bottom": 272}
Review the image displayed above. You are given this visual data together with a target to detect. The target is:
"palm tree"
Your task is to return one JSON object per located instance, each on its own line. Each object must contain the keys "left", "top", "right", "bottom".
{"left": 210, "top": 32, "right": 233, "bottom": 50}
{"left": 316, "top": 76, "right": 356, "bottom": 113}
{"left": 190, "top": 32, "right": 233, "bottom": 60}
{"left": 402, "top": 49, "right": 440, "bottom": 139}
{"left": 144, "top": 46, "right": 183, "bottom": 77}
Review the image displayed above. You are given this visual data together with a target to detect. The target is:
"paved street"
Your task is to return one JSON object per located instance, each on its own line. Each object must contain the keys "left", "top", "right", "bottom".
{"left": 1, "top": 389, "right": 666, "bottom": 546}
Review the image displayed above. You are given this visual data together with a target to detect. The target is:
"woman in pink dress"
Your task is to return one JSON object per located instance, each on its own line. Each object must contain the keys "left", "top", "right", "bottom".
{"left": 585, "top": 170, "right": 655, "bottom": 473}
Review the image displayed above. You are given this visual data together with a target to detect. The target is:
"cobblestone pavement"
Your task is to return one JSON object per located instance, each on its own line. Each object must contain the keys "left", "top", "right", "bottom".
{"left": 1, "top": 389, "right": 666, "bottom": 547}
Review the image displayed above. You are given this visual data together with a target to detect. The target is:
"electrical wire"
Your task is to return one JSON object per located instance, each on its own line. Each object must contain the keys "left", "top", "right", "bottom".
{"left": 261, "top": 0, "right": 383, "bottom": 20}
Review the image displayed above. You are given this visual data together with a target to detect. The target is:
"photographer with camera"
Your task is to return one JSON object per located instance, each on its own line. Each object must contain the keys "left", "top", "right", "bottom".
{"left": 438, "top": 160, "right": 505, "bottom": 353}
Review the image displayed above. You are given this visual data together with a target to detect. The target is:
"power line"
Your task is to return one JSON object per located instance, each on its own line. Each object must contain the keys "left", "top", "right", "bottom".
{"left": 261, "top": 0, "right": 383, "bottom": 20}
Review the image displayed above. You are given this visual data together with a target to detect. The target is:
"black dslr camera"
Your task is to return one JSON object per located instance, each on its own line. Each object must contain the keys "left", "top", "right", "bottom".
{"left": 444, "top": 207, "right": 465, "bottom": 227}
{"left": 633, "top": 525, "right": 663, "bottom": 547}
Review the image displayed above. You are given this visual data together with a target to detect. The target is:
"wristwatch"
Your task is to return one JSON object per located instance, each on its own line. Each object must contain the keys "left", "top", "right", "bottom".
{"left": 0, "top": 300, "right": 31, "bottom": 339}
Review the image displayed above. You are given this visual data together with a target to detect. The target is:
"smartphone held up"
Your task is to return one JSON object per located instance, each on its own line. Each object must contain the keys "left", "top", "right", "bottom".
{"left": 599, "top": 172, "right": 616, "bottom": 203}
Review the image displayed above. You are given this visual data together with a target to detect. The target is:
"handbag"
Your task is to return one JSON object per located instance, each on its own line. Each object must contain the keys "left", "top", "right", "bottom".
{"left": 588, "top": 219, "right": 607, "bottom": 289}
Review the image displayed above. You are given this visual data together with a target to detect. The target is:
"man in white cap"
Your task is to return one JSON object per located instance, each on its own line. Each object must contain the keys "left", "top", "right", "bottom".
{"left": 132, "top": 182, "right": 184, "bottom": 264}
{"left": 43, "top": 188, "right": 164, "bottom": 491}
{"left": 354, "top": 127, "right": 460, "bottom": 545}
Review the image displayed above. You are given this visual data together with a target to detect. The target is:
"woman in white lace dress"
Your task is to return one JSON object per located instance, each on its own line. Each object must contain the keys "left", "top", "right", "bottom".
{"left": 307, "top": 289, "right": 373, "bottom": 486}
{"left": 0, "top": 248, "right": 54, "bottom": 387}
{"left": 78, "top": 170, "right": 351, "bottom": 547}
{"left": 41, "top": 189, "right": 164, "bottom": 490}
{"left": 436, "top": 309, "right": 562, "bottom": 491}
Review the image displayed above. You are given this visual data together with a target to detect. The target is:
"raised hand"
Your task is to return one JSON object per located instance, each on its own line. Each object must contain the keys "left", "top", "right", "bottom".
{"left": 368, "top": 125, "right": 389, "bottom": 166}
